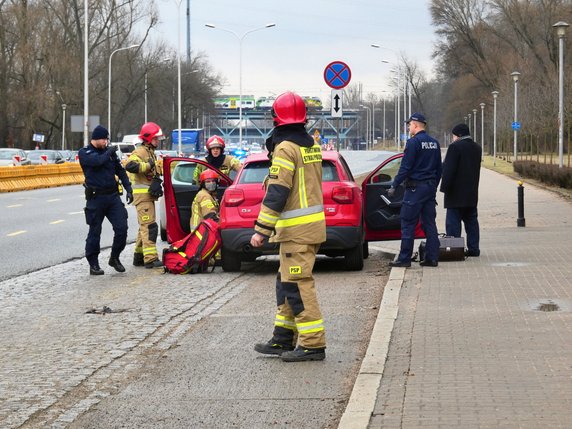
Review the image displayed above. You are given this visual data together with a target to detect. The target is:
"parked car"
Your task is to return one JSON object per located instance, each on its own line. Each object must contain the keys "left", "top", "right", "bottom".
{"left": 162, "top": 151, "right": 424, "bottom": 272}
{"left": 155, "top": 149, "right": 178, "bottom": 160}
{"left": 59, "top": 149, "right": 74, "bottom": 162}
{"left": 0, "top": 148, "right": 31, "bottom": 166}
{"left": 26, "top": 150, "right": 65, "bottom": 165}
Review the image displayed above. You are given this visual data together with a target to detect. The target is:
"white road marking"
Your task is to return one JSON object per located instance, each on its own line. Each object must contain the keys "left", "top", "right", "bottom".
{"left": 7, "top": 204, "right": 23, "bottom": 208}
{"left": 50, "top": 220, "right": 65, "bottom": 225}
{"left": 7, "top": 230, "right": 27, "bottom": 237}
{"left": 69, "top": 211, "right": 84, "bottom": 215}
{"left": 47, "top": 199, "right": 61, "bottom": 202}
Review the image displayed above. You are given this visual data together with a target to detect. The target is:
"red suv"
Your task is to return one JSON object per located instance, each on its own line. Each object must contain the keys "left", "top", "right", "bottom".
{"left": 162, "top": 151, "right": 424, "bottom": 272}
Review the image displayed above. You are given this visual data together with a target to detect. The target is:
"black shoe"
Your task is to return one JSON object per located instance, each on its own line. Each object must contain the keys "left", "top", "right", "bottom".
{"left": 133, "top": 254, "right": 145, "bottom": 267}
{"left": 108, "top": 256, "right": 125, "bottom": 272}
{"left": 145, "top": 259, "right": 164, "bottom": 269}
{"left": 420, "top": 259, "right": 438, "bottom": 267}
{"left": 389, "top": 260, "right": 411, "bottom": 268}
{"left": 254, "top": 341, "right": 295, "bottom": 356}
{"left": 465, "top": 249, "right": 480, "bottom": 257}
{"left": 89, "top": 265, "right": 104, "bottom": 275}
{"left": 281, "top": 346, "right": 326, "bottom": 362}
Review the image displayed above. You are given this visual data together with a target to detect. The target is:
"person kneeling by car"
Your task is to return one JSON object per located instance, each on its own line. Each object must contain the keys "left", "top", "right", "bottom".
{"left": 191, "top": 170, "right": 220, "bottom": 230}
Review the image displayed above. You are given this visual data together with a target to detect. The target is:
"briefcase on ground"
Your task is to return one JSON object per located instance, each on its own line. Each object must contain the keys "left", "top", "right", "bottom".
{"left": 418, "top": 235, "right": 465, "bottom": 262}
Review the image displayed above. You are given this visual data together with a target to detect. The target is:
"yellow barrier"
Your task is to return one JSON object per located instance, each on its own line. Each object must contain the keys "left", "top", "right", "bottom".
{"left": 0, "top": 163, "right": 84, "bottom": 193}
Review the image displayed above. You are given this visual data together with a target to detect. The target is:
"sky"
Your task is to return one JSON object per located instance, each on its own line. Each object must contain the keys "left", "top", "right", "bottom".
{"left": 152, "top": 0, "right": 437, "bottom": 104}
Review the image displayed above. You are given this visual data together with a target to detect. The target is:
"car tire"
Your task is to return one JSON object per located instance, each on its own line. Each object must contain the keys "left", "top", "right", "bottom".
{"left": 363, "top": 241, "right": 369, "bottom": 259}
{"left": 221, "top": 248, "right": 241, "bottom": 272}
{"left": 344, "top": 242, "right": 364, "bottom": 271}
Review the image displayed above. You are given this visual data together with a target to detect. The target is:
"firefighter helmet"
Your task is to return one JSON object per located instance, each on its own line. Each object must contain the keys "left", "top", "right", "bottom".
{"left": 139, "top": 122, "right": 164, "bottom": 144}
{"left": 206, "top": 135, "right": 225, "bottom": 151}
{"left": 199, "top": 169, "right": 219, "bottom": 185}
{"left": 271, "top": 92, "right": 307, "bottom": 126}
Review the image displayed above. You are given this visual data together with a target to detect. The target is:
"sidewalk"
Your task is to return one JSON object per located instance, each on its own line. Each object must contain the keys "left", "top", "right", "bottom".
{"left": 340, "top": 167, "right": 572, "bottom": 428}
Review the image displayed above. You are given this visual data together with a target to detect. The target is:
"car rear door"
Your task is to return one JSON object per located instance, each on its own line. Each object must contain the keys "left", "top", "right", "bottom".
{"left": 362, "top": 153, "right": 425, "bottom": 241}
{"left": 163, "top": 157, "right": 232, "bottom": 243}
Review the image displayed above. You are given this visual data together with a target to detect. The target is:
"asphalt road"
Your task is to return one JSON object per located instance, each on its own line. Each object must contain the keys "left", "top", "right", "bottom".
{"left": 0, "top": 185, "right": 139, "bottom": 281}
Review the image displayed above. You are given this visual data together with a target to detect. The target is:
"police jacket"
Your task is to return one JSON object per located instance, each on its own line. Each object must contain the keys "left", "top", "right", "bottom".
{"left": 393, "top": 130, "right": 442, "bottom": 188}
{"left": 79, "top": 143, "right": 132, "bottom": 194}
{"left": 194, "top": 154, "right": 241, "bottom": 183}
{"left": 440, "top": 136, "right": 481, "bottom": 208}
{"left": 254, "top": 124, "right": 326, "bottom": 245}
{"left": 191, "top": 188, "right": 219, "bottom": 230}
{"left": 125, "top": 144, "right": 160, "bottom": 201}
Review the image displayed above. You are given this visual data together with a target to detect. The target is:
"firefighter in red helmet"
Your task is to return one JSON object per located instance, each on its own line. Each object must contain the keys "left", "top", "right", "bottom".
{"left": 250, "top": 91, "right": 327, "bottom": 362}
{"left": 193, "top": 135, "right": 242, "bottom": 183}
{"left": 190, "top": 169, "right": 220, "bottom": 231}
{"left": 124, "top": 122, "right": 165, "bottom": 269}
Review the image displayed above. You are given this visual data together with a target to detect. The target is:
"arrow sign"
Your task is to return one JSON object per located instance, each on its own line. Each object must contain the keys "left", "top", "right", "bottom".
{"left": 331, "top": 90, "right": 343, "bottom": 118}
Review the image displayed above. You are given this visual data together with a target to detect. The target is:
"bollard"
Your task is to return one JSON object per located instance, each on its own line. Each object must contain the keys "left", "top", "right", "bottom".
{"left": 517, "top": 181, "right": 526, "bottom": 227}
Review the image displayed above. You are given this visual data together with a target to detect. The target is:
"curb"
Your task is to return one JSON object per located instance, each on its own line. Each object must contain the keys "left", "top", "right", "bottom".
{"left": 337, "top": 265, "right": 405, "bottom": 428}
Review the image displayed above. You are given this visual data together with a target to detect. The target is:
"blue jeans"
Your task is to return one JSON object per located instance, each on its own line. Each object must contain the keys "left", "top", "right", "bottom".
{"left": 446, "top": 207, "right": 480, "bottom": 255}
{"left": 397, "top": 183, "right": 440, "bottom": 263}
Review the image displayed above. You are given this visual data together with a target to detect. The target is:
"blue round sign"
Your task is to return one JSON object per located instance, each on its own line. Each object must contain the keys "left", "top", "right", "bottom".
{"left": 324, "top": 61, "right": 352, "bottom": 89}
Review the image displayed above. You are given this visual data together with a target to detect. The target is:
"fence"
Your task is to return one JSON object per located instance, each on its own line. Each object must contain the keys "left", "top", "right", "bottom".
{"left": 0, "top": 164, "right": 84, "bottom": 193}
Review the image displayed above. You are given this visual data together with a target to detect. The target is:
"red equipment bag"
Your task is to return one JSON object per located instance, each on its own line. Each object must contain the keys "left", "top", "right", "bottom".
{"left": 162, "top": 218, "right": 221, "bottom": 274}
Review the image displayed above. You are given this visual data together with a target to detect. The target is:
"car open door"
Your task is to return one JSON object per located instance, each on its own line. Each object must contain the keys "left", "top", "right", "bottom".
{"left": 362, "top": 153, "right": 425, "bottom": 242}
{"left": 163, "top": 157, "right": 232, "bottom": 243}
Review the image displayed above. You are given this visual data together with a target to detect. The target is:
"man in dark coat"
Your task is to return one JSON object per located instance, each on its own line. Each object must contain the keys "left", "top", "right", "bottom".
{"left": 440, "top": 123, "right": 482, "bottom": 257}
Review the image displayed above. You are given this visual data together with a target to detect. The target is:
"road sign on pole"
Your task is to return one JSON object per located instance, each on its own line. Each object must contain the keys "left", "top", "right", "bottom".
{"left": 324, "top": 61, "right": 351, "bottom": 89}
{"left": 331, "top": 89, "right": 343, "bottom": 118}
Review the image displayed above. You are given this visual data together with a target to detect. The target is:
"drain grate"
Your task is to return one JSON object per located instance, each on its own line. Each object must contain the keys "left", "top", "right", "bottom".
{"left": 536, "top": 301, "right": 560, "bottom": 312}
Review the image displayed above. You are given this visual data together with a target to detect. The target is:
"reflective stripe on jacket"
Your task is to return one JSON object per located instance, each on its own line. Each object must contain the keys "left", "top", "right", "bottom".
{"left": 190, "top": 188, "right": 219, "bottom": 230}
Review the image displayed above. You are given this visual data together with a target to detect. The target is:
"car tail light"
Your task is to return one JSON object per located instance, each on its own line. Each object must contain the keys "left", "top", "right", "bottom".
{"left": 332, "top": 186, "right": 353, "bottom": 204}
{"left": 224, "top": 188, "right": 245, "bottom": 206}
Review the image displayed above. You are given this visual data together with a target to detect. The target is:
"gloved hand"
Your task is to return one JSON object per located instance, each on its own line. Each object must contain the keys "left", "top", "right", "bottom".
{"left": 387, "top": 187, "right": 396, "bottom": 197}
{"left": 126, "top": 191, "right": 134, "bottom": 205}
{"left": 148, "top": 157, "right": 155, "bottom": 171}
{"left": 107, "top": 145, "right": 119, "bottom": 154}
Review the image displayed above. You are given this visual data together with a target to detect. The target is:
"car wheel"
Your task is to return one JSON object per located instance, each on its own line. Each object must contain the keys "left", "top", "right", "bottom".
{"left": 160, "top": 227, "right": 167, "bottom": 242}
{"left": 344, "top": 242, "right": 364, "bottom": 271}
{"left": 221, "top": 248, "right": 241, "bottom": 272}
{"left": 363, "top": 241, "right": 369, "bottom": 259}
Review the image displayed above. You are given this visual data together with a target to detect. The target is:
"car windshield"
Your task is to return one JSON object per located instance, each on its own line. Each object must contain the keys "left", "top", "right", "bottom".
{"left": 28, "top": 151, "right": 56, "bottom": 160}
{"left": 238, "top": 160, "right": 339, "bottom": 184}
{"left": 0, "top": 150, "right": 18, "bottom": 159}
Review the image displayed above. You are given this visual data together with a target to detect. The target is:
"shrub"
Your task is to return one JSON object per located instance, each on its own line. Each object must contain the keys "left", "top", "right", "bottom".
{"left": 513, "top": 161, "right": 572, "bottom": 189}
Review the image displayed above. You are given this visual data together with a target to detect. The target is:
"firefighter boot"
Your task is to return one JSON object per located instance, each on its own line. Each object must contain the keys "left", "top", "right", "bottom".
{"left": 133, "top": 253, "right": 144, "bottom": 267}
{"left": 254, "top": 341, "right": 295, "bottom": 356}
{"left": 108, "top": 256, "right": 126, "bottom": 272}
{"left": 281, "top": 346, "right": 326, "bottom": 362}
{"left": 145, "top": 259, "right": 164, "bottom": 269}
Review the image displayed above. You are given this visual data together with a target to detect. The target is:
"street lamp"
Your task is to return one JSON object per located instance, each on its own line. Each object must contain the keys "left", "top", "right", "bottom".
{"left": 108, "top": 44, "right": 140, "bottom": 139}
{"left": 206, "top": 23, "right": 276, "bottom": 147}
{"left": 468, "top": 112, "right": 472, "bottom": 134}
{"left": 56, "top": 91, "right": 66, "bottom": 150}
{"left": 472, "top": 108, "right": 477, "bottom": 144}
{"left": 83, "top": 0, "right": 88, "bottom": 146}
{"left": 511, "top": 71, "right": 521, "bottom": 160}
{"left": 492, "top": 91, "right": 499, "bottom": 166}
{"left": 553, "top": 21, "right": 569, "bottom": 168}
{"left": 480, "top": 103, "right": 485, "bottom": 160}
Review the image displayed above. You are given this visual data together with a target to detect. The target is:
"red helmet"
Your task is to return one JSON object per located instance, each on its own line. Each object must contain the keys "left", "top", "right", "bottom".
{"left": 199, "top": 169, "right": 219, "bottom": 185}
{"left": 139, "top": 122, "right": 164, "bottom": 143}
{"left": 271, "top": 92, "right": 307, "bottom": 126}
{"left": 206, "top": 135, "right": 225, "bottom": 151}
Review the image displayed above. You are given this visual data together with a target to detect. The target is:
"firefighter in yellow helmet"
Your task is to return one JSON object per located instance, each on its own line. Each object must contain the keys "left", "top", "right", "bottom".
{"left": 250, "top": 91, "right": 327, "bottom": 362}
{"left": 190, "top": 169, "right": 220, "bottom": 231}
{"left": 124, "top": 122, "right": 164, "bottom": 269}
{"left": 193, "top": 135, "right": 242, "bottom": 183}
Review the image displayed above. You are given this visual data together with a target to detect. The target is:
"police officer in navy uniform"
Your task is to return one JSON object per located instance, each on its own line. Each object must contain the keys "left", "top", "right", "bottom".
{"left": 387, "top": 113, "right": 442, "bottom": 268}
{"left": 78, "top": 125, "right": 133, "bottom": 275}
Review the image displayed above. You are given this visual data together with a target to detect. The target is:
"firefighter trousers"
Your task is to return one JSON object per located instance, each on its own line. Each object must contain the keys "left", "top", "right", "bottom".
{"left": 133, "top": 198, "right": 159, "bottom": 263}
{"left": 271, "top": 242, "right": 326, "bottom": 349}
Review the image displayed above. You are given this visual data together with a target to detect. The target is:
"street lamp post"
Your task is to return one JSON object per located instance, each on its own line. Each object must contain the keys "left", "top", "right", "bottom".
{"left": 492, "top": 91, "right": 499, "bottom": 166}
{"left": 361, "top": 105, "right": 371, "bottom": 149}
{"left": 511, "top": 71, "right": 521, "bottom": 160}
{"left": 206, "top": 23, "right": 276, "bottom": 147}
{"left": 83, "top": 0, "right": 88, "bottom": 146}
{"left": 472, "top": 109, "right": 477, "bottom": 144}
{"left": 371, "top": 101, "right": 376, "bottom": 150}
{"left": 480, "top": 103, "right": 485, "bottom": 160}
{"left": 468, "top": 113, "right": 472, "bottom": 135}
{"left": 553, "top": 21, "right": 569, "bottom": 168}
{"left": 108, "top": 44, "right": 139, "bottom": 139}
{"left": 56, "top": 91, "right": 66, "bottom": 150}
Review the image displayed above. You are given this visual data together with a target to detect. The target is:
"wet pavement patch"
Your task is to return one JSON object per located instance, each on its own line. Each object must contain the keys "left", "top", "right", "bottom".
{"left": 536, "top": 301, "right": 560, "bottom": 312}
{"left": 85, "top": 306, "right": 130, "bottom": 315}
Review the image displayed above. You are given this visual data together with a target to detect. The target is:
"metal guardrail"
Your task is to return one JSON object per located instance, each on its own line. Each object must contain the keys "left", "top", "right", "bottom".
{"left": 0, "top": 163, "right": 84, "bottom": 193}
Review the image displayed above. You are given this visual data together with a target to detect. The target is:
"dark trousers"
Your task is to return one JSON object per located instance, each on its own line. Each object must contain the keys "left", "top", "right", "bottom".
{"left": 446, "top": 207, "right": 480, "bottom": 255}
{"left": 397, "top": 183, "right": 439, "bottom": 263}
{"left": 84, "top": 193, "right": 128, "bottom": 266}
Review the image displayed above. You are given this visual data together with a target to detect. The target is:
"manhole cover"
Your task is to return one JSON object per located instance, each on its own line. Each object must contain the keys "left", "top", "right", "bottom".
{"left": 536, "top": 301, "right": 560, "bottom": 312}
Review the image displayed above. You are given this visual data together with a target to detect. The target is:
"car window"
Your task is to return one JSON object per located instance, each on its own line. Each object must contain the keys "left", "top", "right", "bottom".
{"left": 322, "top": 161, "right": 339, "bottom": 182}
{"left": 172, "top": 163, "right": 196, "bottom": 183}
{"left": 238, "top": 159, "right": 339, "bottom": 184}
{"left": 0, "top": 150, "right": 17, "bottom": 160}
{"left": 370, "top": 157, "right": 402, "bottom": 184}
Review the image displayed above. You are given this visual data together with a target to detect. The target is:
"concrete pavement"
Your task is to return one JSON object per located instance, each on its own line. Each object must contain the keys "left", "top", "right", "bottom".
{"left": 340, "top": 167, "right": 572, "bottom": 428}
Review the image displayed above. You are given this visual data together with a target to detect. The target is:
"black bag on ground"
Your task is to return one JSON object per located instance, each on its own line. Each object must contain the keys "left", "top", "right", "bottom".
{"left": 418, "top": 234, "right": 465, "bottom": 262}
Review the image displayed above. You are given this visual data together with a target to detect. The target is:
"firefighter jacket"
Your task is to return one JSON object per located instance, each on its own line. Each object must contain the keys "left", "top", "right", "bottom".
{"left": 190, "top": 188, "right": 219, "bottom": 231}
{"left": 254, "top": 137, "right": 326, "bottom": 245}
{"left": 125, "top": 144, "right": 161, "bottom": 202}
{"left": 193, "top": 154, "right": 241, "bottom": 183}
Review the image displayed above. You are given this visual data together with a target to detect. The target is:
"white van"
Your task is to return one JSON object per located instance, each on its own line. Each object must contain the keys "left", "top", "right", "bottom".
{"left": 122, "top": 134, "right": 141, "bottom": 145}
{"left": 109, "top": 142, "right": 137, "bottom": 160}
